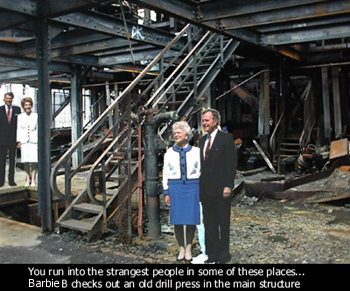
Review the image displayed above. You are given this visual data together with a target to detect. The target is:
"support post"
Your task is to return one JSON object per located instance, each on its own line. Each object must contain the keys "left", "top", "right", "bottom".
{"left": 105, "top": 81, "right": 113, "bottom": 129}
{"left": 71, "top": 66, "right": 83, "bottom": 168}
{"left": 258, "top": 69, "right": 270, "bottom": 151}
{"left": 321, "top": 67, "right": 331, "bottom": 141}
{"left": 332, "top": 67, "right": 342, "bottom": 139}
{"left": 34, "top": 5, "right": 53, "bottom": 232}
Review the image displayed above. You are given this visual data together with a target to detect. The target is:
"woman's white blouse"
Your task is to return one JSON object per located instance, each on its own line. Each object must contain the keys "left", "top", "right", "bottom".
{"left": 17, "top": 112, "right": 38, "bottom": 144}
{"left": 162, "top": 145, "right": 201, "bottom": 195}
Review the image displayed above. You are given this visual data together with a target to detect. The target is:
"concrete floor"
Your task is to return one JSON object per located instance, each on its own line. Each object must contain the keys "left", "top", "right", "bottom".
{"left": 0, "top": 217, "right": 41, "bottom": 248}
{"left": 0, "top": 161, "right": 145, "bottom": 264}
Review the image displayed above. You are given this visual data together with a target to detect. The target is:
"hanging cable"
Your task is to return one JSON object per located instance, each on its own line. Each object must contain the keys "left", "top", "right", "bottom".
{"left": 119, "top": 0, "right": 135, "bottom": 64}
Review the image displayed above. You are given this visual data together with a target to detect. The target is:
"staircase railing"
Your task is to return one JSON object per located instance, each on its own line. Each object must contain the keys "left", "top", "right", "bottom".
{"left": 50, "top": 23, "right": 192, "bottom": 202}
{"left": 299, "top": 115, "right": 316, "bottom": 150}
{"left": 142, "top": 29, "right": 239, "bottom": 139}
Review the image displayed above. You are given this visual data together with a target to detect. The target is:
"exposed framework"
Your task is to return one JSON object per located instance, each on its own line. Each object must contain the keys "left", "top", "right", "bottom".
{"left": 132, "top": 0, "right": 350, "bottom": 63}
{"left": 0, "top": 0, "right": 350, "bottom": 85}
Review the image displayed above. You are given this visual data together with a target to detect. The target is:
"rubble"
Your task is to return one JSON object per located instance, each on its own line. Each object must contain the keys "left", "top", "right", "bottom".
{"left": 230, "top": 198, "right": 350, "bottom": 264}
{"left": 64, "top": 196, "right": 350, "bottom": 264}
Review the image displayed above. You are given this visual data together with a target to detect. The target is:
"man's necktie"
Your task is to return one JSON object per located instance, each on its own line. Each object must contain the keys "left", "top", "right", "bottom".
{"left": 7, "top": 107, "right": 11, "bottom": 123}
{"left": 204, "top": 135, "right": 211, "bottom": 160}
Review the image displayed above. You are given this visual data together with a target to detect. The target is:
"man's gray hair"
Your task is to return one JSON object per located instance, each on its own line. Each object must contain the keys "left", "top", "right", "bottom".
{"left": 202, "top": 108, "right": 221, "bottom": 125}
{"left": 172, "top": 121, "right": 193, "bottom": 140}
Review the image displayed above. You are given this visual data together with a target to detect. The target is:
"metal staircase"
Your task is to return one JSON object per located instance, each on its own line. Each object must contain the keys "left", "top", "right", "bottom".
{"left": 279, "top": 133, "right": 301, "bottom": 159}
{"left": 50, "top": 24, "right": 240, "bottom": 240}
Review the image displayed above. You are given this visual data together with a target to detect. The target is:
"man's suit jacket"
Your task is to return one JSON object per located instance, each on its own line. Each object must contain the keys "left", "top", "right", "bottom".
{"left": 0, "top": 105, "right": 21, "bottom": 147}
{"left": 199, "top": 130, "right": 237, "bottom": 198}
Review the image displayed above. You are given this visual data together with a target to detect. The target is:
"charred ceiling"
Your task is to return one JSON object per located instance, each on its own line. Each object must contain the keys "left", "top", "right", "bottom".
{"left": 0, "top": 0, "right": 349, "bottom": 85}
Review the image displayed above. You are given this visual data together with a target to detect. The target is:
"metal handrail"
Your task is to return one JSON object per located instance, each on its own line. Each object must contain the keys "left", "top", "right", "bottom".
{"left": 154, "top": 31, "right": 215, "bottom": 112}
{"left": 299, "top": 116, "right": 315, "bottom": 150}
{"left": 141, "top": 26, "right": 202, "bottom": 105}
{"left": 86, "top": 111, "right": 131, "bottom": 205}
{"left": 144, "top": 30, "right": 211, "bottom": 109}
{"left": 50, "top": 23, "right": 191, "bottom": 199}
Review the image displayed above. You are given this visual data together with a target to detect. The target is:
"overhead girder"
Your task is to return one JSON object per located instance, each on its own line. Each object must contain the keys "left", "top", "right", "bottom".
{"left": 201, "top": 1, "right": 350, "bottom": 31}
{"left": 262, "top": 23, "right": 350, "bottom": 46}
{"left": 132, "top": 0, "right": 350, "bottom": 60}
{"left": 0, "top": 0, "right": 114, "bottom": 17}
{"left": 51, "top": 11, "right": 186, "bottom": 50}
{"left": 0, "top": 0, "right": 349, "bottom": 82}
{"left": 0, "top": 4, "right": 187, "bottom": 72}
{"left": 0, "top": 54, "right": 72, "bottom": 72}
{"left": 131, "top": 0, "right": 262, "bottom": 45}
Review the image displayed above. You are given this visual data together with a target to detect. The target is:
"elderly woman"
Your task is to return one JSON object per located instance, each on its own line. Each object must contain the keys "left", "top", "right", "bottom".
{"left": 17, "top": 97, "right": 38, "bottom": 187}
{"left": 162, "top": 121, "right": 200, "bottom": 262}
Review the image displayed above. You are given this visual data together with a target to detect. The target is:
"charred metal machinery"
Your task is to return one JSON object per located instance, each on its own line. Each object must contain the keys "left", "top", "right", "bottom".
{"left": 140, "top": 109, "right": 178, "bottom": 238}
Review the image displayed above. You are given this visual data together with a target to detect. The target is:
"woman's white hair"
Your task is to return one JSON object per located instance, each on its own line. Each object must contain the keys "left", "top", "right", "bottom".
{"left": 172, "top": 121, "right": 193, "bottom": 140}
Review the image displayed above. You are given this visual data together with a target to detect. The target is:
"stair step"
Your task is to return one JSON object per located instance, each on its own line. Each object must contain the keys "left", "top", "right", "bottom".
{"left": 279, "top": 154, "right": 299, "bottom": 158}
{"left": 73, "top": 203, "right": 104, "bottom": 214}
{"left": 106, "top": 189, "right": 115, "bottom": 196}
{"left": 59, "top": 218, "right": 93, "bottom": 232}
{"left": 108, "top": 153, "right": 125, "bottom": 159}
{"left": 108, "top": 175, "right": 126, "bottom": 182}
{"left": 283, "top": 136, "right": 299, "bottom": 141}
{"left": 280, "top": 148, "right": 300, "bottom": 153}
{"left": 280, "top": 142, "right": 299, "bottom": 147}
{"left": 109, "top": 159, "right": 122, "bottom": 165}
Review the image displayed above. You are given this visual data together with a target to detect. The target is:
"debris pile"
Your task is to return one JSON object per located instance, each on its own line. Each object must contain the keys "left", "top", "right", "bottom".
{"left": 236, "top": 137, "right": 350, "bottom": 204}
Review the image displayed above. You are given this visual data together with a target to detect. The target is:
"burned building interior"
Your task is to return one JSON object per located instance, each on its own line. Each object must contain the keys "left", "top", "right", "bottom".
{"left": 0, "top": 0, "right": 350, "bottom": 249}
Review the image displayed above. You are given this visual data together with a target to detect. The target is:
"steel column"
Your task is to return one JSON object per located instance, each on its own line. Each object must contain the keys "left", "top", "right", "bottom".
{"left": 321, "top": 67, "right": 331, "bottom": 140}
{"left": 258, "top": 70, "right": 270, "bottom": 136}
{"left": 332, "top": 67, "right": 342, "bottom": 139}
{"left": 70, "top": 66, "right": 83, "bottom": 167}
{"left": 34, "top": 6, "right": 53, "bottom": 232}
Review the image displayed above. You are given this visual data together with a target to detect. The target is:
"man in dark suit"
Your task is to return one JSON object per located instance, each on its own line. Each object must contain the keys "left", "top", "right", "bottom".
{"left": 199, "top": 108, "right": 237, "bottom": 264}
{"left": 0, "top": 92, "right": 21, "bottom": 187}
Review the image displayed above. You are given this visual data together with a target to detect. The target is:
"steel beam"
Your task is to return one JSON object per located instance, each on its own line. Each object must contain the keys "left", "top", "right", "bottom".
{"left": 198, "top": 0, "right": 350, "bottom": 30}
{"left": 132, "top": 0, "right": 261, "bottom": 45}
{"left": 17, "top": 29, "right": 110, "bottom": 57}
{"left": 0, "top": 11, "right": 27, "bottom": 30}
{"left": 0, "top": 54, "right": 72, "bottom": 72}
{"left": 0, "top": 0, "right": 37, "bottom": 16}
{"left": 262, "top": 24, "right": 350, "bottom": 45}
{"left": 0, "top": 0, "right": 112, "bottom": 17}
{"left": 46, "top": 0, "right": 114, "bottom": 17}
{"left": 0, "top": 69, "right": 38, "bottom": 81}
{"left": 259, "top": 15, "right": 350, "bottom": 34}
{"left": 99, "top": 49, "right": 177, "bottom": 66}
{"left": 196, "top": 0, "right": 325, "bottom": 21}
{"left": 52, "top": 11, "right": 185, "bottom": 50}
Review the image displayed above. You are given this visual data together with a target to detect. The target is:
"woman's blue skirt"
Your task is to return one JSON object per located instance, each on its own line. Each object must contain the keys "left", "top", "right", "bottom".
{"left": 168, "top": 179, "right": 200, "bottom": 225}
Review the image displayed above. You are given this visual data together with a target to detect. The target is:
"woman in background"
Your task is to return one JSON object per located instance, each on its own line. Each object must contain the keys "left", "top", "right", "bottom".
{"left": 17, "top": 97, "right": 38, "bottom": 187}
{"left": 162, "top": 121, "right": 200, "bottom": 262}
